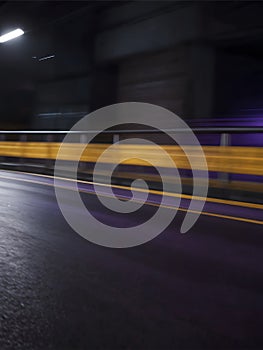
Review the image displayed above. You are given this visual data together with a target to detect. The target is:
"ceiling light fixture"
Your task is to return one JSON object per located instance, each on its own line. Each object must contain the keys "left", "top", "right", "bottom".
{"left": 0, "top": 28, "right": 24, "bottom": 43}
{"left": 38, "top": 54, "right": 55, "bottom": 61}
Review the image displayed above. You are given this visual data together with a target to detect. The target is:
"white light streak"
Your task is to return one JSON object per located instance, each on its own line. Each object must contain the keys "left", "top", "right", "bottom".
{"left": 0, "top": 28, "right": 24, "bottom": 43}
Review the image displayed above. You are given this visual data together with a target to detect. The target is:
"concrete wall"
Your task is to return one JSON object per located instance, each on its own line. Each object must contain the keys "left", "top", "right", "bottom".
{"left": 95, "top": 4, "right": 202, "bottom": 62}
{"left": 26, "top": 2, "right": 263, "bottom": 129}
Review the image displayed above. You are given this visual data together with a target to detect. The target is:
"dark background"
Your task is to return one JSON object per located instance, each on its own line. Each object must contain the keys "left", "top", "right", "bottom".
{"left": 0, "top": 1, "right": 263, "bottom": 129}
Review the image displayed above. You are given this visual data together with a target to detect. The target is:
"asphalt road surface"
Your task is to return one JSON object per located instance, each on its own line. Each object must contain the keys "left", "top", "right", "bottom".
{"left": 0, "top": 170, "right": 263, "bottom": 350}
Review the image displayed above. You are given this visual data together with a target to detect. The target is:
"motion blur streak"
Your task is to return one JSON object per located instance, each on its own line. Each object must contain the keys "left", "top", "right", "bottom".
{"left": 5, "top": 169, "right": 263, "bottom": 210}
{"left": 0, "top": 142, "right": 262, "bottom": 175}
{"left": 0, "top": 170, "right": 261, "bottom": 226}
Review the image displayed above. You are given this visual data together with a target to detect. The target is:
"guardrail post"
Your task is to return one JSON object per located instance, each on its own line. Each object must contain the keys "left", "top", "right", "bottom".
{"left": 113, "top": 134, "right": 119, "bottom": 144}
{"left": 220, "top": 133, "right": 230, "bottom": 147}
{"left": 80, "top": 134, "right": 88, "bottom": 144}
{"left": 46, "top": 134, "right": 53, "bottom": 169}
{"left": 19, "top": 134, "right": 27, "bottom": 166}
{"left": 0, "top": 133, "right": 5, "bottom": 164}
{"left": 112, "top": 134, "right": 120, "bottom": 178}
{"left": 218, "top": 133, "right": 231, "bottom": 183}
{"left": 79, "top": 134, "right": 88, "bottom": 171}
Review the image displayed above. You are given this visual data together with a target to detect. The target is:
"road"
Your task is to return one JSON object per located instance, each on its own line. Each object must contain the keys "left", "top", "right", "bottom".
{"left": 0, "top": 170, "right": 263, "bottom": 349}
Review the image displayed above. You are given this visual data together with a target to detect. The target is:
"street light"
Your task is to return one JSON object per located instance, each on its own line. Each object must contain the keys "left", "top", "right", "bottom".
{"left": 0, "top": 28, "right": 24, "bottom": 43}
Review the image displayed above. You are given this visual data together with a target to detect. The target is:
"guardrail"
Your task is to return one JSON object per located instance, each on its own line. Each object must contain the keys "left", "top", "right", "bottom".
{"left": 0, "top": 128, "right": 262, "bottom": 199}
{"left": 0, "top": 142, "right": 262, "bottom": 176}
{"left": 0, "top": 126, "right": 262, "bottom": 152}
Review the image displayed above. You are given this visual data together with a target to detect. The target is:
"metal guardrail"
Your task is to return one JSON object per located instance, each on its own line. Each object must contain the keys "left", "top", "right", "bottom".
{"left": 0, "top": 128, "right": 262, "bottom": 198}
{"left": 0, "top": 142, "right": 262, "bottom": 176}
{"left": 0, "top": 128, "right": 262, "bottom": 178}
{"left": 0, "top": 128, "right": 262, "bottom": 148}
{"left": 0, "top": 127, "right": 263, "bottom": 134}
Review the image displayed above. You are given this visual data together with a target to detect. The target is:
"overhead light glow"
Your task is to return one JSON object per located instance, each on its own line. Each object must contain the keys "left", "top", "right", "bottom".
{"left": 0, "top": 28, "right": 24, "bottom": 43}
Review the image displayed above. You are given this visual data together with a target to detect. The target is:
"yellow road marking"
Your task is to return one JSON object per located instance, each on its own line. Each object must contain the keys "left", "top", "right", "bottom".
{"left": 0, "top": 170, "right": 262, "bottom": 226}
{"left": 3, "top": 169, "right": 263, "bottom": 210}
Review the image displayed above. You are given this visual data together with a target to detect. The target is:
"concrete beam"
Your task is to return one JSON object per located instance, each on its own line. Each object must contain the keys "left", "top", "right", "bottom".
{"left": 95, "top": 5, "right": 202, "bottom": 62}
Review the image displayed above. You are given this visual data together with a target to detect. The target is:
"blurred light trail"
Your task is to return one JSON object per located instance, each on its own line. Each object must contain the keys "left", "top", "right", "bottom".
{"left": 38, "top": 54, "right": 55, "bottom": 61}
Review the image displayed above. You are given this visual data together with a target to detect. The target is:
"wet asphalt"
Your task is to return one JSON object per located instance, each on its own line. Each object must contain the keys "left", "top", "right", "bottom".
{"left": 0, "top": 171, "right": 263, "bottom": 349}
